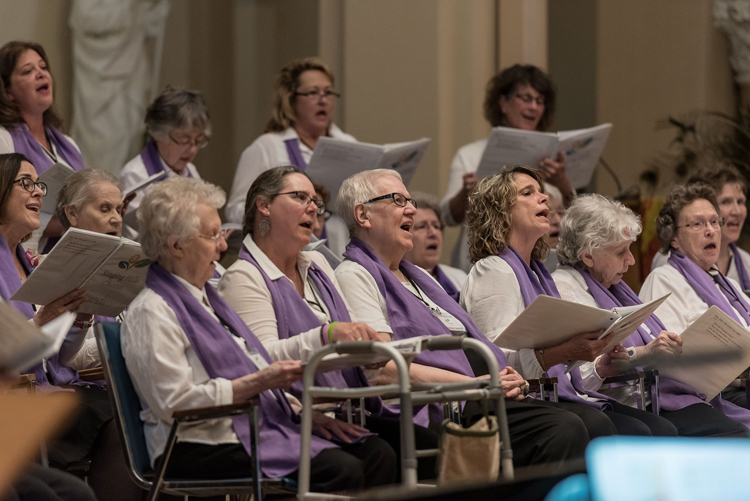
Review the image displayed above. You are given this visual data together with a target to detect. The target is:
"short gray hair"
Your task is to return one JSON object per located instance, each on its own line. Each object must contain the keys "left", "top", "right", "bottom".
{"left": 55, "top": 168, "right": 122, "bottom": 229}
{"left": 145, "top": 86, "right": 211, "bottom": 139}
{"left": 656, "top": 182, "right": 718, "bottom": 254}
{"left": 409, "top": 191, "right": 444, "bottom": 229}
{"left": 243, "top": 165, "right": 307, "bottom": 236}
{"left": 337, "top": 169, "right": 403, "bottom": 236}
{"left": 557, "top": 194, "right": 642, "bottom": 266}
{"left": 138, "top": 177, "right": 226, "bottom": 262}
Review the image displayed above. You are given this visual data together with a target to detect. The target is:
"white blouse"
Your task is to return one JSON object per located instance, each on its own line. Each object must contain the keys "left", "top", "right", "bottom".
{"left": 462, "top": 256, "right": 602, "bottom": 390}
{"left": 640, "top": 262, "right": 750, "bottom": 333}
{"left": 652, "top": 247, "right": 750, "bottom": 291}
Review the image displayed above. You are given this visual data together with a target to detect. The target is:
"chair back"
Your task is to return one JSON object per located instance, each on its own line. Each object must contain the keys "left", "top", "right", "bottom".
{"left": 95, "top": 322, "right": 152, "bottom": 486}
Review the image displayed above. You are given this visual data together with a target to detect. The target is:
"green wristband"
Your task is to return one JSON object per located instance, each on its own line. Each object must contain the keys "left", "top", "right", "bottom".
{"left": 327, "top": 322, "right": 340, "bottom": 343}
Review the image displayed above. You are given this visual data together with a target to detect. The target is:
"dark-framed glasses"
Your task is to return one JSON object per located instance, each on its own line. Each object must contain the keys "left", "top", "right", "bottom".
{"left": 294, "top": 89, "right": 341, "bottom": 100}
{"left": 678, "top": 217, "right": 725, "bottom": 232}
{"left": 169, "top": 134, "right": 209, "bottom": 150}
{"left": 274, "top": 191, "right": 325, "bottom": 215}
{"left": 363, "top": 193, "right": 418, "bottom": 209}
{"left": 14, "top": 177, "right": 47, "bottom": 196}
{"left": 514, "top": 93, "right": 545, "bottom": 106}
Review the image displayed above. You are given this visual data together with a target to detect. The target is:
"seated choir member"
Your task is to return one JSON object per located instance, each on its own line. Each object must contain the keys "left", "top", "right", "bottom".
{"left": 119, "top": 86, "right": 209, "bottom": 237}
{"left": 542, "top": 183, "right": 564, "bottom": 273}
{"left": 334, "top": 168, "right": 591, "bottom": 469}
{"left": 226, "top": 57, "right": 350, "bottom": 255}
{"left": 462, "top": 165, "right": 676, "bottom": 436}
{"left": 218, "top": 166, "right": 439, "bottom": 480}
{"left": 441, "top": 64, "right": 574, "bottom": 273}
{"left": 0, "top": 41, "right": 85, "bottom": 251}
{"left": 0, "top": 153, "right": 115, "bottom": 482}
{"left": 651, "top": 164, "right": 750, "bottom": 288}
{"left": 121, "top": 176, "right": 396, "bottom": 491}
{"left": 402, "top": 191, "right": 467, "bottom": 302}
{"left": 552, "top": 194, "right": 749, "bottom": 436}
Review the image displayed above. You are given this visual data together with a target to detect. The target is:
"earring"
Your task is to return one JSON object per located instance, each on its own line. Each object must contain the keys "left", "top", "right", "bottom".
{"left": 259, "top": 216, "right": 271, "bottom": 237}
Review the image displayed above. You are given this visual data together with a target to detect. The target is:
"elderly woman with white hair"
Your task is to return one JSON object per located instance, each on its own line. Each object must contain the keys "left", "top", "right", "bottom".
{"left": 335, "top": 168, "right": 592, "bottom": 470}
{"left": 553, "top": 193, "right": 749, "bottom": 436}
{"left": 122, "top": 177, "right": 396, "bottom": 491}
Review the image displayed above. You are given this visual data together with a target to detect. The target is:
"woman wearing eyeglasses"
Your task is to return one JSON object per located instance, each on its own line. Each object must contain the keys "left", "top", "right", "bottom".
{"left": 641, "top": 182, "right": 750, "bottom": 336}
{"left": 0, "top": 41, "right": 86, "bottom": 252}
{"left": 226, "top": 58, "right": 353, "bottom": 255}
{"left": 441, "top": 65, "right": 575, "bottom": 272}
{"left": 119, "top": 86, "right": 210, "bottom": 236}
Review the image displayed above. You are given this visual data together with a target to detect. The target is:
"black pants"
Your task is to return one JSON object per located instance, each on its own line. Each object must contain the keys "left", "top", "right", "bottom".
{"left": 4, "top": 464, "right": 97, "bottom": 501}
{"left": 721, "top": 386, "right": 748, "bottom": 409}
{"left": 364, "top": 415, "right": 439, "bottom": 480}
{"left": 159, "top": 435, "right": 396, "bottom": 493}
{"left": 658, "top": 403, "right": 750, "bottom": 438}
{"left": 604, "top": 400, "right": 678, "bottom": 436}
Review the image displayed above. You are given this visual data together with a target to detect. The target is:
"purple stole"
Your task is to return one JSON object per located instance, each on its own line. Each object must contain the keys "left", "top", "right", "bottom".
{"left": 140, "top": 141, "right": 193, "bottom": 178}
{"left": 145, "top": 263, "right": 336, "bottom": 478}
{"left": 8, "top": 124, "right": 84, "bottom": 175}
{"left": 284, "top": 138, "right": 307, "bottom": 171}
{"left": 237, "top": 244, "right": 382, "bottom": 416}
{"left": 433, "top": 265, "right": 460, "bottom": 303}
{"left": 498, "top": 246, "right": 612, "bottom": 410}
{"left": 0, "top": 235, "right": 100, "bottom": 388}
{"left": 730, "top": 243, "right": 750, "bottom": 292}
{"left": 668, "top": 251, "right": 750, "bottom": 326}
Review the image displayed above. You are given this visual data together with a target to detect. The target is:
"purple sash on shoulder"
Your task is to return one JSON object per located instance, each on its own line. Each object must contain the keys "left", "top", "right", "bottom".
{"left": 730, "top": 243, "right": 750, "bottom": 292}
{"left": 344, "top": 238, "right": 508, "bottom": 375}
{"left": 8, "top": 124, "right": 84, "bottom": 175}
{"left": 284, "top": 138, "right": 307, "bottom": 171}
{"left": 433, "top": 265, "right": 460, "bottom": 303}
{"left": 237, "top": 244, "right": 382, "bottom": 415}
{"left": 668, "top": 251, "right": 750, "bottom": 325}
{"left": 145, "top": 263, "right": 336, "bottom": 478}
{"left": 498, "top": 246, "right": 611, "bottom": 409}
{"left": 574, "top": 265, "right": 708, "bottom": 411}
{"left": 140, "top": 141, "right": 193, "bottom": 178}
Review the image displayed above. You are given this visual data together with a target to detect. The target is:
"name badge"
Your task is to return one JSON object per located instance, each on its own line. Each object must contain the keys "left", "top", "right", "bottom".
{"left": 248, "top": 350, "right": 270, "bottom": 370}
{"left": 430, "top": 306, "right": 465, "bottom": 334}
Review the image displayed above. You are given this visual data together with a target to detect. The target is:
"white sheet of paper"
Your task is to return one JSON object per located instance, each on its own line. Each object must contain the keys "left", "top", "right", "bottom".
{"left": 0, "top": 301, "right": 75, "bottom": 373}
{"left": 556, "top": 123, "right": 612, "bottom": 189}
{"left": 311, "top": 335, "right": 432, "bottom": 373}
{"left": 306, "top": 137, "right": 431, "bottom": 204}
{"left": 659, "top": 306, "right": 750, "bottom": 401}
{"left": 39, "top": 163, "right": 75, "bottom": 214}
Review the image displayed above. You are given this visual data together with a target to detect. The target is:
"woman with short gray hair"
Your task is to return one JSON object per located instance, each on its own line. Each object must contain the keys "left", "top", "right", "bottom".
{"left": 553, "top": 193, "right": 750, "bottom": 436}
{"left": 119, "top": 86, "right": 211, "bottom": 236}
{"left": 56, "top": 168, "right": 123, "bottom": 234}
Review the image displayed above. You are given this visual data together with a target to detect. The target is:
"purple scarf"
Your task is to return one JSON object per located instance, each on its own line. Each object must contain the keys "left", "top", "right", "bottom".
{"left": 284, "top": 138, "right": 307, "bottom": 171}
{"left": 140, "top": 141, "right": 193, "bottom": 178}
{"left": 668, "top": 251, "right": 750, "bottom": 326}
{"left": 8, "top": 124, "right": 84, "bottom": 175}
{"left": 575, "top": 265, "right": 709, "bottom": 411}
{"left": 145, "top": 263, "right": 336, "bottom": 478}
{"left": 433, "top": 265, "right": 460, "bottom": 303}
{"left": 237, "top": 244, "right": 382, "bottom": 415}
{"left": 729, "top": 243, "right": 750, "bottom": 292}
{"left": 344, "top": 238, "right": 508, "bottom": 376}
{"left": 498, "top": 246, "right": 612, "bottom": 409}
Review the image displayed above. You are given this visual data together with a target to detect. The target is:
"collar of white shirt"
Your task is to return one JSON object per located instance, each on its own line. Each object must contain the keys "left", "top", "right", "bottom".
{"left": 172, "top": 272, "right": 211, "bottom": 307}
{"left": 242, "top": 234, "right": 314, "bottom": 285}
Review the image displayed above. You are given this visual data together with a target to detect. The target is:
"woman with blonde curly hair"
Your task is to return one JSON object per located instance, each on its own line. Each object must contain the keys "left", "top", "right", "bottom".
{"left": 462, "top": 165, "right": 677, "bottom": 436}
{"left": 226, "top": 58, "right": 354, "bottom": 257}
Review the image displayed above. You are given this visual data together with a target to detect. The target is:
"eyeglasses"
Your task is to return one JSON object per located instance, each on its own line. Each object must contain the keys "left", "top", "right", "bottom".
{"left": 294, "top": 90, "right": 341, "bottom": 100}
{"left": 413, "top": 221, "right": 442, "bottom": 232}
{"left": 514, "top": 93, "right": 545, "bottom": 106}
{"left": 274, "top": 191, "right": 325, "bottom": 215}
{"left": 169, "top": 134, "right": 209, "bottom": 150}
{"left": 317, "top": 209, "right": 332, "bottom": 221}
{"left": 363, "top": 193, "right": 418, "bottom": 209}
{"left": 14, "top": 177, "right": 47, "bottom": 196}
{"left": 196, "top": 232, "right": 224, "bottom": 246}
{"left": 677, "top": 217, "right": 725, "bottom": 232}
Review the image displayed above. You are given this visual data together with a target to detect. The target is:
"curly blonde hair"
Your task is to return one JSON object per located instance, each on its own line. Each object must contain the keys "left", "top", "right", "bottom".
{"left": 467, "top": 165, "right": 549, "bottom": 263}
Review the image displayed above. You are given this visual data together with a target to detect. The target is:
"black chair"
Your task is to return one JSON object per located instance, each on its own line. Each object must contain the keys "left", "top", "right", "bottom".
{"left": 94, "top": 322, "right": 294, "bottom": 500}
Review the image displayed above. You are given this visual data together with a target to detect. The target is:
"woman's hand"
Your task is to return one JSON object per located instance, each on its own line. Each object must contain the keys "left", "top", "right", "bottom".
{"left": 329, "top": 322, "right": 381, "bottom": 343}
{"left": 461, "top": 172, "right": 479, "bottom": 195}
{"left": 311, "top": 411, "right": 369, "bottom": 444}
{"left": 595, "top": 345, "right": 630, "bottom": 378}
{"left": 560, "top": 330, "right": 611, "bottom": 363}
{"left": 644, "top": 331, "right": 682, "bottom": 361}
{"left": 33, "top": 289, "right": 87, "bottom": 327}
{"left": 539, "top": 152, "right": 574, "bottom": 206}
{"left": 253, "top": 360, "right": 305, "bottom": 392}
{"left": 498, "top": 366, "right": 527, "bottom": 401}
{"left": 448, "top": 172, "right": 480, "bottom": 224}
